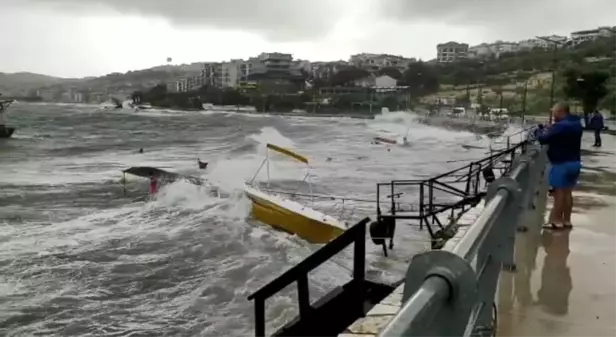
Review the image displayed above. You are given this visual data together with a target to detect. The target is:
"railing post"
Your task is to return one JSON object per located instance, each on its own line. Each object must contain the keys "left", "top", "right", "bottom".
{"left": 419, "top": 183, "right": 425, "bottom": 230}
{"left": 380, "top": 250, "right": 478, "bottom": 337}
{"left": 469, "top": 176, "right": 521, "bottom": 336}
{"left": 353, "top": 222, "right": 366, "bottom": 314}
{"left": 255, "top": 297, "right": 266, "bottom": 337}
{"left": 297, "top": 275, "right": 311, "bottom": 319}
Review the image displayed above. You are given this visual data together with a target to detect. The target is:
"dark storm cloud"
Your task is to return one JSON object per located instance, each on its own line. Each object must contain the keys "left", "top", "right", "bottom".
{"left": 23, "top": 0, "right": 345, "bottom": 41}
{"left": 378, "top": 0, "right": 616, "bottom": 39}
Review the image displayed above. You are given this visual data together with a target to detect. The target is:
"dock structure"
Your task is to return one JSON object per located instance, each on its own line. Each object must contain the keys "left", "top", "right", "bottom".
{"left": 246, "top": 128, "right": 615, "bottom": 336}
{"left": 341, "top": 133, "right": 616, "bottom": 337}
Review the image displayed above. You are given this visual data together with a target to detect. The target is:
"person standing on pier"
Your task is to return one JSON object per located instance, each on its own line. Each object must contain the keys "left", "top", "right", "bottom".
{"left": 589, "top": 110, "right": 604, "bottom": 147}
{"left": 537, "top": 102, "right": 583, "bottom": 229}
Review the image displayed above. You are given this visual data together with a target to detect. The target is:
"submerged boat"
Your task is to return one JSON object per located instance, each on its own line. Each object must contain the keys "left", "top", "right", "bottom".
{"left": 0, "top": 99, "right": 15, "bottom": 138}
{"left": 133, "top": 103, "right": 152, "bottom": 111}
{"left": 121, "top": 166, "right": 207, "bottom": 196}
{"left": 244, "top": 144, "right": 347, "bottom": 244}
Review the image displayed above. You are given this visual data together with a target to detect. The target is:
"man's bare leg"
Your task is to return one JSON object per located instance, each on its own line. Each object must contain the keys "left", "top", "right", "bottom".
{"left": 562, "top": 188, "right": 574, "bottom": 227}
{"left": 547, "top": 189, "right": 564, "bottom": 227}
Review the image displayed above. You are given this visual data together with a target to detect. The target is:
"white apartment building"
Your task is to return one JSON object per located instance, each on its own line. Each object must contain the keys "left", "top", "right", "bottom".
{"left": 468, "top": 41, "right": 519, "bottom": 59}
{"left": 256, "top": 52, "right": 293, "bottom": 73}
{"left": 311, "top": 61, "right": 348, "bottom": 79}
{"left": 176, "top": 73, "right": 207, "bottom": 93}
{"left": 570, "top": 26, "right": 615, "bottom": 45}
{"left": 518, "top": 35, "right": 569, "bottom": 50}
{"left": 436, "top": 42, "right": 469, "bottom": 63}
{"left": 194, "top": 53, "right": 299, "bottom": 89}
{"left": 354, "top": 75, "right": 398, "bottom": 88}
{"left": 220, "top": 59, "right": 244, "bottom": 88}
{"left": 349, "top": 53, "right": 415, "bottom": 72}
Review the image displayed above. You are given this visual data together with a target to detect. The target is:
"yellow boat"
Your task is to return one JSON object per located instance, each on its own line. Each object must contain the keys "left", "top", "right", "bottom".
{"left": 244, "top": 144, "right": 347, "bottom": 244}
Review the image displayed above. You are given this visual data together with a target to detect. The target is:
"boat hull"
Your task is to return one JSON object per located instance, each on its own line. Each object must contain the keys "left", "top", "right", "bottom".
{"left": 0, "top": 126, "right": 15, "bottom": 138}
{"left": 245, "top": 188, "right": 345, "bottom": 244}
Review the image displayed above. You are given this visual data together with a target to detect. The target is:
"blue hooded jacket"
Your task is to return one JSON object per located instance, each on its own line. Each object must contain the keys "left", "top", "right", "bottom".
{"left": 537, "top": 115, "right": 583, "bottom": 164}
{"left": 589, "top": 112, "right": 604, "bottom": 131}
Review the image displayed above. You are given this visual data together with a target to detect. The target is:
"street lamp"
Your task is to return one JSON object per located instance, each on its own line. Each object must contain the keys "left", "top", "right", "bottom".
{"left": 536, "top": 36, "right": 566, "bottom": 124}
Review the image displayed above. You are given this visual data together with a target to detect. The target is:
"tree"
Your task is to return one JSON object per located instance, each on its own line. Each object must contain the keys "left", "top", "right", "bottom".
{"left": 328, "top": 67, "right": 370, "bottom": 86}
{"left": 401, "top": 61, "right": 440, "bottom": 99}
{"left": 377, "top": 67, "right": 403, "bottom": 80}
{"left": 563, "top": 69, "right": 609, "bottom": 126}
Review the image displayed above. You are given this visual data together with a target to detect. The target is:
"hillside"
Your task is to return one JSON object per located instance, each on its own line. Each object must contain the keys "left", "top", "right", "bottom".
{"left": 0, "top": 62, "right": 205, "bottom": 97}
{"left": 427, "top": 36, "right": 616, "bottom": 114}
{"left": 0, "top": 72, "right": 75, "bottom": 96}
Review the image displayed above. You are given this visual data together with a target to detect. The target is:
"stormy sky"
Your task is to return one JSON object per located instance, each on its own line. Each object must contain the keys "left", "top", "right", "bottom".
{"left": 1, "top": 0, "right": 614, "bottom": 78}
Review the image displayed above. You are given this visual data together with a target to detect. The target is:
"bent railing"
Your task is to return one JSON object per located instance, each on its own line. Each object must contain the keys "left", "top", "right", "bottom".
{"left": 378, "top": 143, "right": 547, "bottom": 337}
{"left": 248, "top": 218, "right": 370, "bottom": 337}
{"left": 374, "top": 138, "right": 529, "bottom": 252}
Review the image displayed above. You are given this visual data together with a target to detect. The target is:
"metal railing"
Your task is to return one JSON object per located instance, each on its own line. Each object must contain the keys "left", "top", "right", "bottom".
{"left": 378, "top": 143, "right": 547, "bottom": 337}
{"left": 373, "top": 131, "right": 531, "bottom": 253}
{"left": 248, "top": 218, "right": 370, "bottom": 337}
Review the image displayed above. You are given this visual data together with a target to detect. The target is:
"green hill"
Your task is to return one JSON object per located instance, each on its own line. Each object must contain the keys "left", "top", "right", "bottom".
{"left": 427, "top": 36, "right": 615, "bottom": 114}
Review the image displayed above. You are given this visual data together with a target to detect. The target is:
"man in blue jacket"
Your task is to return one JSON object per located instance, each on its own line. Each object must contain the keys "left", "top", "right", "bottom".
{"left": 537, "top": 102, "right": 583, "bottom": 229}
{"left": 589, "top": 110, "right": 604, "bottom": 147}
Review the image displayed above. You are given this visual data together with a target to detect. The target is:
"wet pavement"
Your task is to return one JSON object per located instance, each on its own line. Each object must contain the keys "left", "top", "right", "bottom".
{"left": 498, "top": 133, "right": 616, "bottom": 336}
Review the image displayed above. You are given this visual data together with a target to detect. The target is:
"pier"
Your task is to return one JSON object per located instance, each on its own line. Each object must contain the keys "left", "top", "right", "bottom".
{"left": 247, "top": 130, "right": 614, "bottom": 336}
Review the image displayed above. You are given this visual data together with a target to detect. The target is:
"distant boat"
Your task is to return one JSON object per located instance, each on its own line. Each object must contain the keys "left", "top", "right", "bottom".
{"left": 134, "top": 103, "right": 152, "bottom": 111}
{"left": 99, "top": 98, "right": 123, "bottom": 110}
{"left": 0, "top": 99, "right": 16, "bottom": 138}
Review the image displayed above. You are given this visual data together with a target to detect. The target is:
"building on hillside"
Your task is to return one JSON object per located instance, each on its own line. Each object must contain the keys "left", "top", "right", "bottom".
{"left": 436, "top": 42, "right": 469, "bottom": 63}
{"left": 518, "top": 35, "right": 569, "bottom": 50}
{"left": 354, "top": 75, "right": 398, "bottom": 88}
{"left": 292, "top": 59, "right": 312, "bottom": 73}
{"left": 219, "top": 59, "right": 244, "bottom": 88}
{"left": 349, "top": 53, "right": 415, "bottom": 72}
{"left": 468, "top": 41, "right": 520, "bottom": 59}
{"left": 256, "top": 52, "right": 293, "bottom": 74}
{"left": 202, "top": 62, "right": 222, "bottom": 87}
{"left": 311, "top": 61, "right": 349, "bottom": 79}
{"left": 166, "top": 81, "right": 178, "bottom": 93}
{"left": 570, "top": 26, "right": 616, "bottom": 45}
{"left": 36, "top": 89, "right": 56, "bottom": 101}
{"left": 176, "top": 74, "right": 205, "bottom": 93}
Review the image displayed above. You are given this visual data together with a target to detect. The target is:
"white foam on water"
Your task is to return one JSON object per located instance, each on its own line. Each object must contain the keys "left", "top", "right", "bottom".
{"left": 1, "top": 105, "right": 504, "bottom": 336}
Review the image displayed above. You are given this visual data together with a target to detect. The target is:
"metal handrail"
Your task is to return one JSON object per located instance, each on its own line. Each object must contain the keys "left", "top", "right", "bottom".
{"left": 378, "top": 143, "right": 547, "bottom": 337}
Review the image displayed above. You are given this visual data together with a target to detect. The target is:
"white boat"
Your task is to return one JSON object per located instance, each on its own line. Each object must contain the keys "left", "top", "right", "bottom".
{"left": 134, "top": 103, "right": 152, "bottom": 110}
{"left": 244, "top": 143, "right": 348, "bottom": 244}
{"left": 0, "top": 99, "right": 16, "bottom": 138}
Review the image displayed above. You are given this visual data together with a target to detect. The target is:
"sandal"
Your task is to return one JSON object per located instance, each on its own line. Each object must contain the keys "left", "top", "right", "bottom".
{"left": 542, "top": 222, "right": 563, "bottom": 230}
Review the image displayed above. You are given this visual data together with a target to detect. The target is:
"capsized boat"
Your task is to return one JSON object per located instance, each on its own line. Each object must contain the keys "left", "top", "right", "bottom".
{"left": 372, "top": 136, "right": 397, "bottom": 145}
{"left": 244, "top": 144, "right": 348, "bottom": 244}
{"left": 0, "top": 99, "right": 15, "bottom": 138}
{"left": 121, "top": 166, "right": 208, "bottom": 196}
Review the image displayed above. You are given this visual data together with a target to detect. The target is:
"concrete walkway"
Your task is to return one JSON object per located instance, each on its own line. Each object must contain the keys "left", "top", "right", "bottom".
{"left": 498, "top": 133, "right": 616, "bottom": 336}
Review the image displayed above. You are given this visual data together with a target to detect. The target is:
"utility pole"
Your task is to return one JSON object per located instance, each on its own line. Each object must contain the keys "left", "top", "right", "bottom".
{"left": 536, "top": 36, "right": 565, "bottom": 124}
{"left": 522, "top": 79, "right": 529, "bottom": 114}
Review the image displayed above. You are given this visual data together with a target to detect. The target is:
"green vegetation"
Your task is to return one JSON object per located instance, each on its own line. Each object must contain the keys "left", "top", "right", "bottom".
{"left": 563, "top": 69, "right": 610, "bottom": 124}
{"left": 425, "top": 36, "right": 615, "bottom": 115}
{"left": 133, "top": 84, "right": 203, "bottom": 110}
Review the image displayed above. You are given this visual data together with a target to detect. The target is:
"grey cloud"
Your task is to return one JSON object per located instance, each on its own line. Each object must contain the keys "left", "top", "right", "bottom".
{"left": 23, "top": 0, "right": 346, "bottom": 41}
{"left": 377, "top": 0, "right": 616, "bottom": 40}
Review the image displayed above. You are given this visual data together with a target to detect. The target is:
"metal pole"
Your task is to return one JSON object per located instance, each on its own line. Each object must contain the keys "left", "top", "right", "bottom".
{"left": 536, "top": 36, "right": 564, "bottom": 124}
{"left": 549, "top": 45, "right": 557, "bottom": 124}
{"left": 522, "top": 80, "right": 528, "bottom": 114}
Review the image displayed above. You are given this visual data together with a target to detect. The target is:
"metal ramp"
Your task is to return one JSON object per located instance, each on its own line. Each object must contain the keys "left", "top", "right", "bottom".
{"left": 371, "top": 141, "right": 529, "bottom": 253}
{"left": 247, "top": 218, "right": 398, "bottom": 337}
